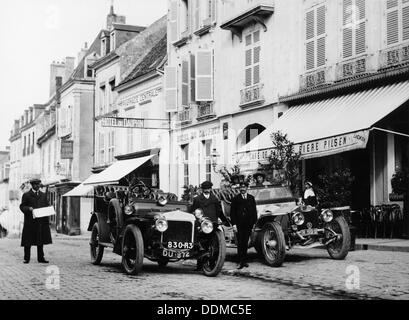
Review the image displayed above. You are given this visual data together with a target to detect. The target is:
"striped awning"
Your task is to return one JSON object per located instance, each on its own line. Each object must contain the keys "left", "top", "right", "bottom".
{"left": 237, "top": 81, "right": 409, "bottom": 161}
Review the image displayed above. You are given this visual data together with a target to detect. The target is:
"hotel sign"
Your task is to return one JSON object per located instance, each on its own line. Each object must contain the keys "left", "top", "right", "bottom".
{"left": 101, "top": 117, "right": 145, "bottom": 129}
{"left": 237, "top": 130, "right": 370, "bottom": 162}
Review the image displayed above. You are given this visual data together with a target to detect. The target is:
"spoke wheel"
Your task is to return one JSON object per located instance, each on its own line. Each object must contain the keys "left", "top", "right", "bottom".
{"left": 260, "top": 222, "right": 285, "bottom": 267}
{"left": 121, "top": 225, "right": 144, "bottom": 275}
{"left": 202, "top": 230, "right": 226, "bottom": 277}
{"left": 326, "top": 216, "right": 351, "bottom": 260}
{"left": 90, "top": 222, "right": 104, "bottom": 265}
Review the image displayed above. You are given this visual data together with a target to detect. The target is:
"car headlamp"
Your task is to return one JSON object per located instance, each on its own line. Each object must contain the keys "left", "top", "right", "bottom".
{"left": 155, "top": 218, "right": 168, "bottom": 233}
{"left": 292, "top": 212, "right": 305, "bottom": 226}
{"left": 124, "top": 205, "right": 134, "bottom": 215}
{"left": 321, "top": 209, "right": 334, "bottom": 223}
{"left": 194, "top": 209, "right": 204, "bottom": 219}
{"left": 157, "top": 196, "right": 168, "bottom": 206}
{"left": 200, "top": 219, "right": 213, "bottom": 234}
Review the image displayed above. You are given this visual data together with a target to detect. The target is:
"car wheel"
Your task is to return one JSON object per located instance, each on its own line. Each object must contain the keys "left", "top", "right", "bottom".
{"left": 202, "top": 230, "right": 226, "bottom": 277}
{"left": 90, "top": 222, "right": 104, "bottom": 265}
{"left": 326, "top": 216, "right": 351, "bottom": 260}
{"left": 260, "top": 222, "right": 286, "bottom": 267}
{"left": 121, "top": 225, "right": 144, "bottom": 275}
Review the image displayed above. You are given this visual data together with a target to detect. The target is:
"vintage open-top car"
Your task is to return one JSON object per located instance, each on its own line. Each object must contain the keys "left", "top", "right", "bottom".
{"left": 221, "top": 185, "right": 351, "bottom": 267}
{"left": 88, "top": 182, "right": 226, "bottom": 276}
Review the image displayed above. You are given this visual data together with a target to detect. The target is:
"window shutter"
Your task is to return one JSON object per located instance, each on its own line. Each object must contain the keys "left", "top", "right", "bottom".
{"left": 211, "top": 0, "right": 217, "bottom": 23}
{"left": 355, "top": 21, "right": 366, "bottom": 54}
{"left": 403, "top": 1, "right": 409, "bottom": 40}
{"left": 316, "top": 5, "right": 326, "bottom": 67}
{"left": 190, "top": 54, "right": 196, "bottom": 102}
{"left": 181, "top": 59, "right": 189, "bottom": 107}
{"left": 316, "top": 5, "right": 326, "bottom": 36}
{"left": 316, "top": 37, "right": 326, "bottom": 67}
{"left": 195, "top": 0, "right": 201, "bottom": 31}
{"left": 253, "top": 65, "right": 260, "bottom": 84}
{"left": 164, "top": 66, "right": 178, "bottom": 112}
{"left": 195, "top": 50, "right": 213, "bottom": 101}
{"left": 306, "top": 10, "right": 315, "bottom": 70}
{"left": 343, "top": 28, "right": 353, "bottom": 58}
{"left": 387, "top": 3, "right": 399, "bottom": 45}
{"left": 169, "top": 0, "right": 179, "bottom": 43}
{"left": 245, "top": 48, "right": 252, "bottom": 86}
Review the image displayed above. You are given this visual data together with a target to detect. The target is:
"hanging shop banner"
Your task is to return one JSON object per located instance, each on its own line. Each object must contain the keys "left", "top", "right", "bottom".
{"left": 237, "top": 130, "right": 370, "bottom": 163}
{"left": 101, "top": 117, "right": 145, "bottom": 129}
{"left": 61, "top": 140, "right": 74, "bottom": 159}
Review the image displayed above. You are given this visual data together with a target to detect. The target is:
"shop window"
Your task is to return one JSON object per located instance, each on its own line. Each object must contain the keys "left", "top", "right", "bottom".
{"left": 99, "top": 132, "right": 105, "bottom": 165}
{"left": 108, "top": 130, "right": 115, "bottom": 164}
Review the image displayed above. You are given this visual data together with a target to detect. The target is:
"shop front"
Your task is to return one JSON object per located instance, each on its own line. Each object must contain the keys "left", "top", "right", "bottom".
{"left": 237, "top": 81, "right": 409, "bottom": 238}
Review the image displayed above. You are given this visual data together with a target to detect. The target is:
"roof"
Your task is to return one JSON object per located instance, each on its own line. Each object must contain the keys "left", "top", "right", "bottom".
{"left": 89, "top": 50, "right": 119, "bottom": 70}
{"left": 112, "top": 23, "right": 145, "bottom": 33}
{"left": 70, "top": 31, "right": 103, "bottom": 80}
{"left": 238, "top": 80, "right": 409, "bottom": 159}
{"left": 117, "top": 34, "right": 167, "bottom": 88}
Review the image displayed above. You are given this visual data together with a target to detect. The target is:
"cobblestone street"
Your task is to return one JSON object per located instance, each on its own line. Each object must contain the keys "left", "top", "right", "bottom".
{"left": 0, "top": 237, "right": 408, "bottom": 300}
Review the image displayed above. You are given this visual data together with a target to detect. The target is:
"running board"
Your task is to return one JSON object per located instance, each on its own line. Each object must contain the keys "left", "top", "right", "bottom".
{"left": 99, "top": 242, "right": 114, "bottom": 248}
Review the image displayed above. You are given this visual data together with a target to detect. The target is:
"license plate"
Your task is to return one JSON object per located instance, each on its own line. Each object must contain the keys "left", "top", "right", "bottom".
{"left": 300, "top": 228, "right": 319, "bottom": 236}
{"left": 167, "top": 241, "right": 193, "bottom": 250}
{"left": 162, "top": 249, "right": 191, "bottom": 259}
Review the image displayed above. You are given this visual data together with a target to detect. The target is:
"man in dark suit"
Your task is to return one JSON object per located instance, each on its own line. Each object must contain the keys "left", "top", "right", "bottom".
{"left": 230, "top": 182, "right": 258, "bottom": 269}
{"left": 190, "top": 181, "right": 229, "bottom": 271}
{"left": 20, "top": 179, "right": 52, "bottom": 264}
{"left": 190, "top": 181, "right": 228, "bottom": 224}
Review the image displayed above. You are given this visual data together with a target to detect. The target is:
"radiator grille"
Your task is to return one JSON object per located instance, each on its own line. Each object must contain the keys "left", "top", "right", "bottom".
{"left": 162, "top": 221, "right": 193, "bottom": 243}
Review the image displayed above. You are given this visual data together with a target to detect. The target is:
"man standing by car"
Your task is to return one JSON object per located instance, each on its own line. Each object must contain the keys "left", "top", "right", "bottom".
{"left": 20, "top": 179, "right": 52, "bottom": 264}
{"left": 230, "top": 182, "right": 257, "bottom": 269}
{"left": 190, "top": 181, "right": 229, "bottom": 271}
{"left": 191, "top": 181, "right": 229, "bottom": 224}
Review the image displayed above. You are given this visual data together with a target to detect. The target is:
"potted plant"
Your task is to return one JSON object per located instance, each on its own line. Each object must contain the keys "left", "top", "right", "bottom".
{"left": 181, "top": 185, "right": 199, "bottom": 202}
{"left": 390, "top": 169, "right": 409, "bottom": 201}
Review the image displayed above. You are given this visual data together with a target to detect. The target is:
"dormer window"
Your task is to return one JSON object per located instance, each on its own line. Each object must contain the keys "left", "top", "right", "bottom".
{"left": 101, "top": 38, "right": 107, "bottom": 56}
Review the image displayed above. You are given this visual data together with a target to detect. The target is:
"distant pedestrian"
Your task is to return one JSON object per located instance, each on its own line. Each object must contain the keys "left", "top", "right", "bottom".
{"left": 230, "top": 182, "right": 257, "bottom": 269}
{"left": 20, "top": 179, "right": 52, "bottom": 264}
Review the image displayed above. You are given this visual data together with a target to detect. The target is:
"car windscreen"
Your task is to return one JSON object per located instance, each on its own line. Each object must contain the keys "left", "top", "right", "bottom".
{"left": 247, "top": 187, "right": 294, "bottom": 202}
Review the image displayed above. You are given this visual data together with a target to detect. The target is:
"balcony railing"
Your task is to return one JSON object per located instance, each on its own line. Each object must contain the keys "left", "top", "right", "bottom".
{"left": 379, "top": 42, "right": 409, "bottom": 69}
{"left": 197, "top": 102, "right": 216, "bottom": 121}
{"left": 300, "top": 66, "right": 333, "bottom": 91}
{"left": 336, "top": 55, "right": 376, "bottom": 81}
{"left": 239, "top": 83, "right": 265, "bottom": 108}
{"left": 177, "top": 108, "right": 193, "bottom": 126}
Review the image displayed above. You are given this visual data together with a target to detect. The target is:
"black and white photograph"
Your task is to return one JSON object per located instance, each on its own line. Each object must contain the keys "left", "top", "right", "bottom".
{"left": 0, "top": 0, "right": 408, "bottom": 311}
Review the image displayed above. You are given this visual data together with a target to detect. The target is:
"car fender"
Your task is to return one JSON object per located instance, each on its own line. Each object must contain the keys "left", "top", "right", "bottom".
{"left": 87, "top": 212, "right": 99, "bottom": 232}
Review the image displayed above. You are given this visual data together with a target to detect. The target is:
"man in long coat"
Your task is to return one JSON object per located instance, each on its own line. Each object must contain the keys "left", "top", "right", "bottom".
{"left": 20, "top": 179, "right": 52, "bottom": 263}
{"left": 230, "top": 182, "right": 258, "bottom": 269}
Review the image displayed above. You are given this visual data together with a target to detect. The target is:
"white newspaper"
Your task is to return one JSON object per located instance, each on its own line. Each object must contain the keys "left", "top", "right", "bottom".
{"left": 32, "top": 206, "right": 56, "bottom": 219}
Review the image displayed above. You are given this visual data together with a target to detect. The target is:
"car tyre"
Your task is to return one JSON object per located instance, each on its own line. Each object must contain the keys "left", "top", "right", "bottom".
{"left": 202, "top": 230, "right": 226, "bottom": 277}
{"left": 121, "top": 225, "right": 144, "bottom": 275}
{"left": 157, "top": 258, "right": 169, "bottom": 267}
{"left": 90, "top": 222, "right": 104, "bottom": 265}
{"left": 326, "top": 216, "right": 351, "bottom": 260}
{"left": 260, "top": 222, "right": 286, "bottom": 267}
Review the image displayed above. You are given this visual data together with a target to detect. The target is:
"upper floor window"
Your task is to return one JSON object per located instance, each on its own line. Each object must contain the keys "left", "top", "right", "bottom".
{"left": 342, "top": 0, "right": 366, "bottom": 59}
{"left": 386, "top": 0, "right": 409, "bottom": 46}
{"left": 99, "top": 84, "right": 106, "bottom": 115}
{"left": 108, "top": 79, "right": 116, "bottom": 111}
{"left": 99, "top": 132, "right": 105, "bottom": 165}
{"left": 245, "top": 30, "right": 261, "bottom": 88}
{"left": 101, "top": 38, "right": 107, "bottom": 57}
{"left": 31, "top": 132, "right": 35, "bottom": 154}
{"left": 110, "top": 32, "right": 116, "bottom": 51}
{"left": 305, "top": 4, "right": 327, "bottom": 71}
{"left": 108, "top": 130, "right": 115, "bottom": 164}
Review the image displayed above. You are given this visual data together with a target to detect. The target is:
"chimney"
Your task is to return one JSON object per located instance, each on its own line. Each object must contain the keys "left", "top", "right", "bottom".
{"left": 77, "top": 42, "right": 88, "bottom": 65}
{"left": 106, "top": 3, "right": 126, "bottom": 30}
{"left": 49, "top": 61, "right": 65, "bottom": 97}
{"left": 65, "top": 56, "right": 75, "bottom": 80}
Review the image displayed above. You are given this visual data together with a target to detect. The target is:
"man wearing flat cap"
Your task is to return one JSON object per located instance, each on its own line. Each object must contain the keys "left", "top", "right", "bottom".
{"left": 190, "top": 181, "right": 229, "bottom": 270}
{"left": 191, "top": 181, "right": 228, "bottom": 225}
{"left": 20, "top": 179, "right": 52, "bottom": 264}
{"left": 230, "top": 181, "right": 258, "bottom": 269}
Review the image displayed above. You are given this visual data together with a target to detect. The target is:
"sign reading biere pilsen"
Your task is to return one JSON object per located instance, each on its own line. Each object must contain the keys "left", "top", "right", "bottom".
{"left": 101, "top": 117, "right": 144, "bottom": 129}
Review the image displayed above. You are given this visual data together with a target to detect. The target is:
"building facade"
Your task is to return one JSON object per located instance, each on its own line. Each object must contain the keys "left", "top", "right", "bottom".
{"left": 165, "top": 0, "right": 409, "bottom": 217}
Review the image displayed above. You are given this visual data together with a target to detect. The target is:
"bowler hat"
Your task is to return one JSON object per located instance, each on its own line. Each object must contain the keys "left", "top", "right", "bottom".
{"left": 201, "top": 181, "right": 213, "bottom": 189}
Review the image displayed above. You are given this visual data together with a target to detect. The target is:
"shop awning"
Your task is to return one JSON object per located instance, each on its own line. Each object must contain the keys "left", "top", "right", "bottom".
{"left": 237, "top": 81, "right": 409, "bottom": 161}
{"left": 83, "top": 155, "right": 155, "bottom": 186}
{"left": 62, "top": 174, "right": 99, "bottom": 197}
